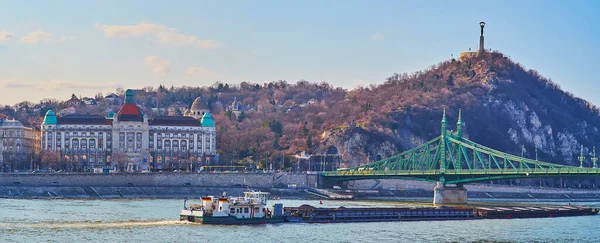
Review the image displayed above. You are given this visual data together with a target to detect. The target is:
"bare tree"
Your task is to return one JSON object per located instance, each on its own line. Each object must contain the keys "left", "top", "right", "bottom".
{"left": 41, "top": 151, "right": 61, "bottom": 171}
{"left": 112, "top": 152, "right": 129, "bottom": 172}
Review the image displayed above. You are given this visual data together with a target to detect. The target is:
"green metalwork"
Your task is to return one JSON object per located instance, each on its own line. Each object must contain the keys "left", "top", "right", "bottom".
{"left": 578, "top": 145, "right": 584, "bottom": 168}
{"left": 593, "top": 146, "right": 598, "bottom": 169}
{"left": 322, "top": 111, "right": 600, "bottom": 184}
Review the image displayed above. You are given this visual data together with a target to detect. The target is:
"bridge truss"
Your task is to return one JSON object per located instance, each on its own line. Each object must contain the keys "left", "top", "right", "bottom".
{"left": 322, "top": 110, "right": 600, "bottom": 184}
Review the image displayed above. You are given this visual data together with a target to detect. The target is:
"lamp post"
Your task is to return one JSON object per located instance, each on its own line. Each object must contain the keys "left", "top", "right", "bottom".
{"left": 480, "top": 22, "right": 485, "bottom": 36}
{"left": 479, "top": 21, "right": 486, "bottom": 52}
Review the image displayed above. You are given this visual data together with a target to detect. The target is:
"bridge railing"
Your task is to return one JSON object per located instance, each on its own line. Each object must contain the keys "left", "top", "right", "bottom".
{"left": 322, "top": 167, "right": 600, "bottom": 177}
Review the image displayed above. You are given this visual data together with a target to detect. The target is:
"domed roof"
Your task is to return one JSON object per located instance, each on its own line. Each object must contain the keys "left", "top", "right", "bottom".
{"left": 191, "top": 97, "right": 209, "bottom": 111}
{"left": 200, "top": 112, "right": 215, "bottom": 127}
{"left": 42, "top": 110, "right": 58, "bottom": 125}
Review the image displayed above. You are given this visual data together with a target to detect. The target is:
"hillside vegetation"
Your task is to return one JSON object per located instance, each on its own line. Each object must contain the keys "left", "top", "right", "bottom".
{"left": 3, "top": 51, "right": 599, "bottom": 169}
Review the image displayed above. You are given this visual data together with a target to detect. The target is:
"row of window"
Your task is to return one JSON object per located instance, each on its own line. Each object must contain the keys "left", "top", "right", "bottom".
{"left": 1, "top": 130, "right": 26, "bottom": 137}
{"left": 149, "top": 156, "right": 209, "bottom": 163}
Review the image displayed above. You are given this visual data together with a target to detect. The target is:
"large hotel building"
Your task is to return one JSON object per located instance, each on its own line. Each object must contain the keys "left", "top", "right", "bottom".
{"left": 40, "top": 90, "right": 217, "bottom": 171}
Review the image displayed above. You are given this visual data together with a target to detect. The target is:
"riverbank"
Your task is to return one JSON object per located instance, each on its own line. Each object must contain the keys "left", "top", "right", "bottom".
{"left": 2, "top": 173, "right": 600, "bottom": 202}
{"left": 2, "top": 186, "right": 600, "bottom": 202}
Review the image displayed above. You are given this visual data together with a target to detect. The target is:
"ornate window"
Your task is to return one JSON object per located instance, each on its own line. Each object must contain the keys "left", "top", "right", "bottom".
{"left": 181, "top": 140, "right": 187, "bottom": 150}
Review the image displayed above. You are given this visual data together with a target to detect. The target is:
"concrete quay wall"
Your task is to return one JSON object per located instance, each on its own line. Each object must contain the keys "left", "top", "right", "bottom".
{"left": 0, "top": 173, "right": 316, "bottom": 188}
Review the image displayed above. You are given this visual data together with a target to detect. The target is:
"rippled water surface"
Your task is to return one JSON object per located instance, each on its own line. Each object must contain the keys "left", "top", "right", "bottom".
{"left": 1, "top": 199, "right": 598, "bottom": 242}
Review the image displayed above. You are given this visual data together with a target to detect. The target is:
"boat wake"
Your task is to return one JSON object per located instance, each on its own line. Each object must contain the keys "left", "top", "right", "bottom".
{"left": 0, "top": 219, "right": 194, "bottom": 229}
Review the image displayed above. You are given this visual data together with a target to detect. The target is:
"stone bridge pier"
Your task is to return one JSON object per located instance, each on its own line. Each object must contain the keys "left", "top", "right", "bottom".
{"left": 433, "top": 182, "right": 467, "bottom": 205}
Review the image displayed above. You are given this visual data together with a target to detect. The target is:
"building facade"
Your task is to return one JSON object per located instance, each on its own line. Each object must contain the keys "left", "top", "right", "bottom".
{"left": 40, "top": 90, "right": 216, "bottom": 171}
{"left": 0, "top": 118, "right": 41, "bottom": 171}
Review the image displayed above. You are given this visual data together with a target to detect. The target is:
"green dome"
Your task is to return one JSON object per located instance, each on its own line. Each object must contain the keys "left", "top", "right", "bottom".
{"left": 42, "top": 110, "right": 58, "bottom": 125}
{"left": 201, "top": 112, "right": 215, "bottom": 127}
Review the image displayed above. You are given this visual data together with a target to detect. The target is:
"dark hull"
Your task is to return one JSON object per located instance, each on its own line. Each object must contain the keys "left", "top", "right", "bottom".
{"left": 181, "top": 215, "right": 284, "bottom": 225}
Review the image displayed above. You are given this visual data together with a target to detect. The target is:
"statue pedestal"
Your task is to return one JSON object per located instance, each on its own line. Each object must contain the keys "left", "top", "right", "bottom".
{"left": 433, "top": 182, "right": 467, "bottom": 205}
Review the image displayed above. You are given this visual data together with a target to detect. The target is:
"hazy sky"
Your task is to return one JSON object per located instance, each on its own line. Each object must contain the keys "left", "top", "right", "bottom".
{"left": 0, "top": 0, "right": 599, "bottom": 106}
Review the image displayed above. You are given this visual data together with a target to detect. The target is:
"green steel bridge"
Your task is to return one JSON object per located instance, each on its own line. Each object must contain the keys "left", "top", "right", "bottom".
{"left": 322, "top": 110, "right": 600, "bottom": 185}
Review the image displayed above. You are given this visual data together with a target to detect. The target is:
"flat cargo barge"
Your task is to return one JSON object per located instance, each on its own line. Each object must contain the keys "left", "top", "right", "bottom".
{"left": 474, "top": 206, "right": 599, "bottom": 219}
{"left": 283, "top": 204, "right": 476, "bottom": 223}
{"left": 283, "top": 204, "right": 598, "bottom": 223}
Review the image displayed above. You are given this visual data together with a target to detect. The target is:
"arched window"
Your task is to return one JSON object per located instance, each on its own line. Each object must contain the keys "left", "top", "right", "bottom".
{"left": 72, "top": 139, "right": 79, "bottom": 149}
{"left": 89, "top": 139, "right": 96, "bottom": 149}
{"left": 173, "top": 140, "right": 179, "bottom": 149}
{"left": 164, "top": 140, "right": 171, "bottom": 149}
{"left": 181, "top": 140, "right": 187, "bottom": 150}
{"left": 81, "top": 139, "right": 88, "bottom": 149}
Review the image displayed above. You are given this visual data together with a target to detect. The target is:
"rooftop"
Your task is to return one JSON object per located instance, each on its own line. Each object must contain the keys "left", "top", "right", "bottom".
{"left": 150, "top": 116, "right": 201, "bottom": 126}
{"left": 58, "top": 114, "right": 112, "bottom": 125}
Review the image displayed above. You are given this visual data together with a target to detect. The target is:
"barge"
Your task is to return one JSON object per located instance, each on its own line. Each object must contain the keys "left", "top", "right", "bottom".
{"left": 283, "top": 205, "right": 476, "bottom": 223}
{"left": 283, "top": 204, "right": 598, "bottom": 223}
{"left": 180, "top": 191, "right": 598, "bottom": 224}
{"left": 474, "top": 206, "right": 599, "bottom": 219}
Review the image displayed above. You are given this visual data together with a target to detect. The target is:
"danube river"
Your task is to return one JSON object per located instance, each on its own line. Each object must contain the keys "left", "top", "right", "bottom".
{"left": 0, "top": 199, "right": 598, "bottom": 243}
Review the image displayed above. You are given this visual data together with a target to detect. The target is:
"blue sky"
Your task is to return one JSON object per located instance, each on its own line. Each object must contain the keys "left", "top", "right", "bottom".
{"left": 0, "top": 0, "right": 599, "bottom": 106}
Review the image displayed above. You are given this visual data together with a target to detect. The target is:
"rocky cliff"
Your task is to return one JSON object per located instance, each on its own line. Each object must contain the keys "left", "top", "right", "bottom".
{"left": 327, "top": 51, "right": 600, "bottom": 168}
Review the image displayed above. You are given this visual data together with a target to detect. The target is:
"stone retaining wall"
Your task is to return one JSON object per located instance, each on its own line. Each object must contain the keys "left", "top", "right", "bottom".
{"left": 0, "top": 173, "right": 314, "bottom": 188}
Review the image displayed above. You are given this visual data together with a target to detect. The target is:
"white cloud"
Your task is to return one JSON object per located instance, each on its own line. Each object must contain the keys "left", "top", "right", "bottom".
{"left": 0, "top": 32, "right": 14, "bottom": 43}
{"left": 144, "top": 56, "right": 171, "bottom": 75}
{"left": 371, "top": 33, "right": 384, "bottom": 41}
{"left": 186, "top": 67, "right": 214, "bottom": 76}
{"left": 19, "top": 30, "right": 53, "bottom": 44}
{"left": 96, "top": 23, "right": 221, "bottom": 49}
{"left": 155, "top": 31, "right": 220, "bottom": 48}
{"left": 0, "top": 79, "right": 120, "bottom": 90}
{"left": 59, "top": 36, "right": 77, "bottom": 42}
{"left": 95, "top": 23, "right": 166, "bottom": 38}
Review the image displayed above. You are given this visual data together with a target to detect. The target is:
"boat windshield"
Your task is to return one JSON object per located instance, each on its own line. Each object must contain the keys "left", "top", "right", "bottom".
{"left": 244, "top": 192, "right": 270, "bottom": 204}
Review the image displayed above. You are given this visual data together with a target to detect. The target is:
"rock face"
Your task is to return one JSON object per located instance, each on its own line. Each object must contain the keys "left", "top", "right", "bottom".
{"left": 320, "top": 51, "right": 600, "bottom": 168}
{"left": 318, "top": 127, "right": 398, "bottom": 168}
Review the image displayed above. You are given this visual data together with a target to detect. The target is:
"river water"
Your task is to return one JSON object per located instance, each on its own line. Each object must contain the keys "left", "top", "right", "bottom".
{"left": 0, "top": 198, "right": 598, "bottom": 243}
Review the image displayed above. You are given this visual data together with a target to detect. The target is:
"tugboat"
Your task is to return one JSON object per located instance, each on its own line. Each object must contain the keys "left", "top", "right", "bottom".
{"left": 180, "top": 191, "right": 284, "bottom": 225}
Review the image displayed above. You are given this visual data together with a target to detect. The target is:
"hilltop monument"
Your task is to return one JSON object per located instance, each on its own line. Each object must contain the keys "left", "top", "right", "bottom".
{"left": 459, "top": 21, "right": 486, "bottom": 61}
{"left": 479, "top": 21, "right": 486, "bottom": 52}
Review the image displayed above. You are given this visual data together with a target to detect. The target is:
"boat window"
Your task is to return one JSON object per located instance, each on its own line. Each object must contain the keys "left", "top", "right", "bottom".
{"left": 236, "top": 208, "right": 239, "bottom": 213}
{"left": 230, "top": 208, "right": 235, "bottom": 214}
{"left": 244, "top": 208, "right": 249, "bottom": 213}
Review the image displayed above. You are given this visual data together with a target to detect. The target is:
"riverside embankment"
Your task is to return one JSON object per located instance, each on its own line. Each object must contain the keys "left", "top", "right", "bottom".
{"left": 1, "top": 173, "right": 600, "bottom": 201}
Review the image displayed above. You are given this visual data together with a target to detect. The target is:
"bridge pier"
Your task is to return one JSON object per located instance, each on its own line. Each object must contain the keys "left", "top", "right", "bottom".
{"left": 433, "top": 182, "right": 467, "bottom": 205}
